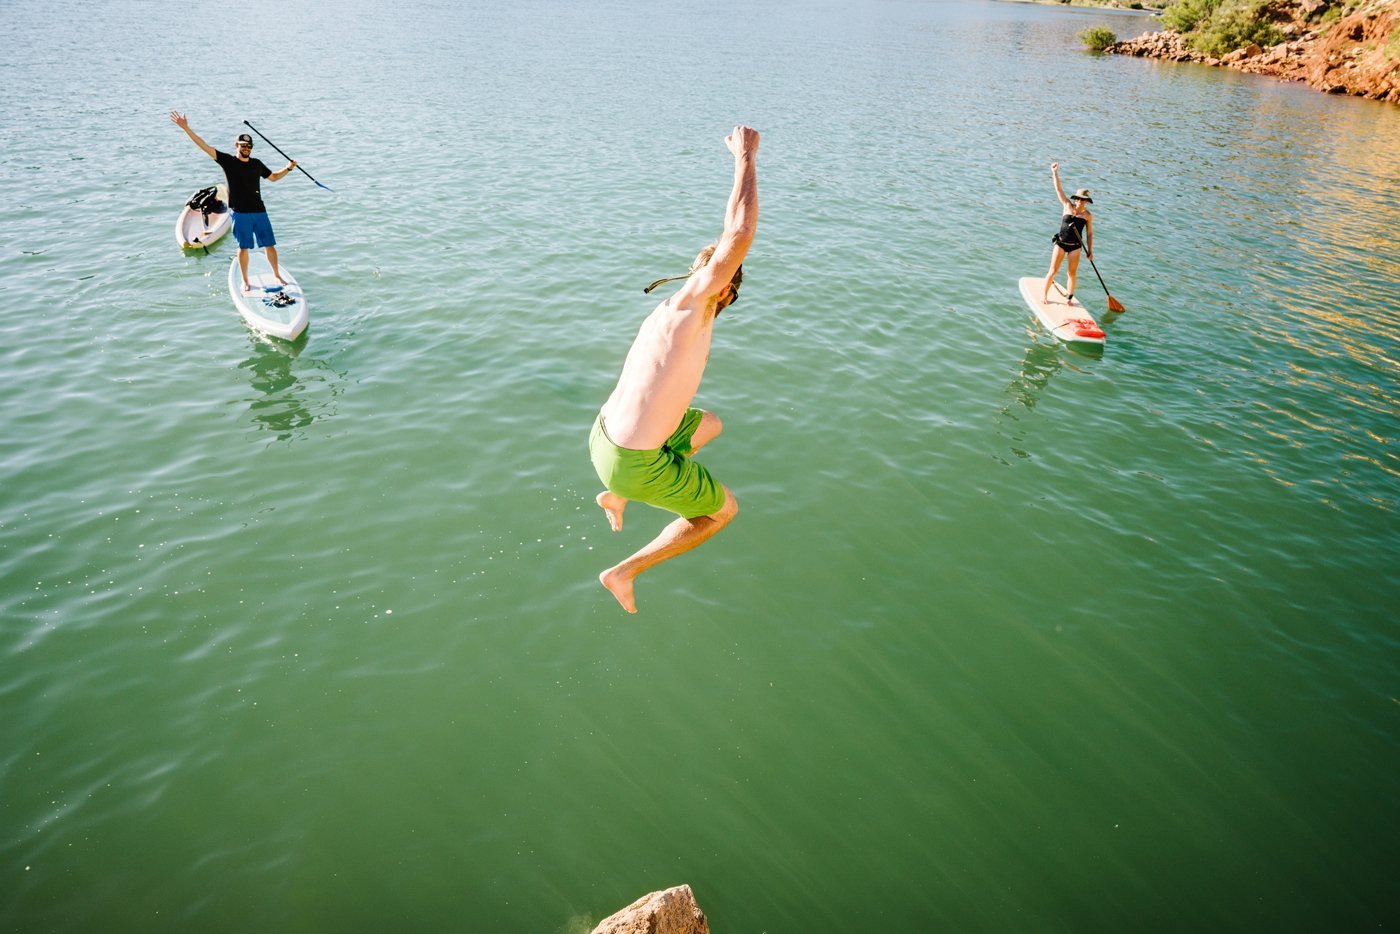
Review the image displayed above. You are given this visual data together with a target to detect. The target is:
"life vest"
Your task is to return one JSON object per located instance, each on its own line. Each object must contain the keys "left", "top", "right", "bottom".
{"left": 186, "top": 186, "right": 226, "bottom": 221}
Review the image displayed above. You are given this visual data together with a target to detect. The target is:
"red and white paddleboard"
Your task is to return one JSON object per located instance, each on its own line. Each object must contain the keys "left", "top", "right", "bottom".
{"left": 1018, "top": 277, "right": 1105, "bottom": 346}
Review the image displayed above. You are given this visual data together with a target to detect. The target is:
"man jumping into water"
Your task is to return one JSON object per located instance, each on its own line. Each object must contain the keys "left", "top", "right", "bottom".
{"left": 589, "top": 125, "right": 759, "bottom": 614}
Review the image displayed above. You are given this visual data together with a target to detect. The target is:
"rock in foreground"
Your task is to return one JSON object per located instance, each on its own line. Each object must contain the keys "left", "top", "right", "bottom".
{"left": 591, "top": 885, "right": 709, "bottom": 934}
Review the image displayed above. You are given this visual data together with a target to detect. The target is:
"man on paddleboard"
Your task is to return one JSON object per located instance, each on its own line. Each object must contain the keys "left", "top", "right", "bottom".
{"left": 589, "top": 125, "right": 759, "bottom": 614}
{"left": 170, "top": 112, "right": 296, "bottom": 292}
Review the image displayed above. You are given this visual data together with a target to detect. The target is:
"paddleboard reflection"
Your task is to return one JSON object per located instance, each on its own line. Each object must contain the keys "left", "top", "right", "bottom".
{"left": 237, "top": 334, "right": 345, "bottom": 443}
{"left": 991, "top": 339, "right": 1102, "bottom": 466}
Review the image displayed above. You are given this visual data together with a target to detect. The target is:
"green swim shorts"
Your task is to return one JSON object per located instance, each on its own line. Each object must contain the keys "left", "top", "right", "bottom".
{"left": 589, "top": 408, "right": 725, "bottom": 520}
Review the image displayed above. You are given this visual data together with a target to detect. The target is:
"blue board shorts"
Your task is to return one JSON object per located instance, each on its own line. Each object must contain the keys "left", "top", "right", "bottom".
{"left": 231, "top": 211, "right": 276, "bottom": 249}
{"left": 589, "top": 409, "right": 725, "bottom": 520}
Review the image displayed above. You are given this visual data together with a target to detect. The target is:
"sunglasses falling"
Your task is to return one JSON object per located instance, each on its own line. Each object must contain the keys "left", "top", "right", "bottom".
{"left": 643, "top": 274, "right": 691, "bottom": 294}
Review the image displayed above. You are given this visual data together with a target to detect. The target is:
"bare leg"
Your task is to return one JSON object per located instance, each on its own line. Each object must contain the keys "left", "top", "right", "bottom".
{"left": 238, "top": 248, "right": 252, "bottom": 291}
{"left": 1065, "top": 251, "right": 1081, "bottom": 302}
{"left": 599, "top": 487, "right": 738, "bottom": 613}
{"left": 689, "top": 410, "right": 722, "bottom": 454}
{"left": 1042, "top": 246, "right": 1066, "bottom": 303}
{"left": 265, "top": 245, "right": 287, "bottom": 285}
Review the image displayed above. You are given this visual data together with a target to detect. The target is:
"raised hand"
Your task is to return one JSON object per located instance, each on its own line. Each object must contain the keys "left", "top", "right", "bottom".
{"left": 170, "top": 111, "right": 188, "bottom": 129}
{"left": 726, "top": 125, "right": 760, "bottom": 157}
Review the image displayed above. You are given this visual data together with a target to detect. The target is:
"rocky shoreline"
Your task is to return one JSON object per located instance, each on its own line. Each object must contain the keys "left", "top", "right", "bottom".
{"left": 1106, "top": 0, "right": 1399, "bottom": 101}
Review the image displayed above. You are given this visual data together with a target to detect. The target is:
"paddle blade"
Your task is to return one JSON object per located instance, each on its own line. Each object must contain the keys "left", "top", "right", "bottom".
{"left": 1107, "top": 294, "right": 1126, "bottom": 313}
{"left": 313, "top": 180, "right": 335, "bottom": 192}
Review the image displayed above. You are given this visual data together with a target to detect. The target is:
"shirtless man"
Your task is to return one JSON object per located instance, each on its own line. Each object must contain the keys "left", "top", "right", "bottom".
{"left": 589, "top": 125, "right": 759, "bottom": 614}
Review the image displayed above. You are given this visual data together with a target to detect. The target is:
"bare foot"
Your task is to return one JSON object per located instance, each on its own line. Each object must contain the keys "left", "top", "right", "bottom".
{"left": 242, "top": 282, "right": 254, "bottom": 293}
{"left": 275, "top": 275, "right": 288, "bottom": 286}
{"left": 599, "top": 566, "right": 637, "bottom": 613}
{"left": 596, "top": 491, "right": 627, "bottom": 532}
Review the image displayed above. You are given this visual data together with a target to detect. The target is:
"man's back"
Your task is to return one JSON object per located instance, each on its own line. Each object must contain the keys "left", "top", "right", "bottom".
{"left": 602, "top": 298, "right": 716, "bottom": 449}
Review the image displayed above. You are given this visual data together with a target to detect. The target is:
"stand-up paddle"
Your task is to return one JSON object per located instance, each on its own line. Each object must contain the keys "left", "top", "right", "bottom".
{"left": 242, "top": 121, "right": 333, "bottom": 192}
{"left": 1084, "top": 250, "right": 1125, "bottom": 313}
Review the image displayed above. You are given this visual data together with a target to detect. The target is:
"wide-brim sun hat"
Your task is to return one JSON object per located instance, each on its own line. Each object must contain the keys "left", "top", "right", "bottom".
{"left": 1072, "top": 188, "right": 1093, "bottom": 203}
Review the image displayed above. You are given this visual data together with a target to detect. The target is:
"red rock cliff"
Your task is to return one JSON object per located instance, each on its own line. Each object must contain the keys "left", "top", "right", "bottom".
{"left": 1108, "top": 0, "right": 1400, "bottom": 101}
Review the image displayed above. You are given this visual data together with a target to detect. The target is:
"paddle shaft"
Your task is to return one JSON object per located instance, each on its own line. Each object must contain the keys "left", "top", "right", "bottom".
{"left": 242, "top": 121, "right": 333, "bottom": 191}
{"left": 1083, "top": 249, "right": 1111, "bottom": 297}
{"left": 1068, "top": 232, "right": 1125, "bottom": 313}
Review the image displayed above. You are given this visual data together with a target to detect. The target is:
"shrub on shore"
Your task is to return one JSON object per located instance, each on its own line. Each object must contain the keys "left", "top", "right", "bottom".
{"left": 1159, "top": 0, "right": 1286, "bottom": 56}
{"left": 1190, "top": 2, "right": 1285, "bottom": 55}
{"left": 1162, "top": 0, "right": 1221, "bottom": 32}
{"left": 1079, "top": 25, "right": 1120, "bottom": 49}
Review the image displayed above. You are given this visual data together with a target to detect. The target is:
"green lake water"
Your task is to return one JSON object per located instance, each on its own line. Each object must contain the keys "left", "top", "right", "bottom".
{"left": 2, "top": 0, "right": 1398, "bottom": 930}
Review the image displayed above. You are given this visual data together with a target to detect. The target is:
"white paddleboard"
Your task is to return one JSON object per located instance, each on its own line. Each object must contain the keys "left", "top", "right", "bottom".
{"left": 228, "top": 251, "right": 308, "bottom": 341}
{"left": 1018, "top": 276, "right": 1105, "bottom": 346}
{"left": 176, "top": 184, "right": 231, "bottom": 250}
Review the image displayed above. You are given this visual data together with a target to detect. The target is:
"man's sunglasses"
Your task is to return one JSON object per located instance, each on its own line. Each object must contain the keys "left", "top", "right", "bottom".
{"left": 642, "top": 266, "right": 742, "bottom": 303}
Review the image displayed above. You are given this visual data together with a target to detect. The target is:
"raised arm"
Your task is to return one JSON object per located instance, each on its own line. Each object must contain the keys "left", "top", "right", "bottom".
{"left": 674, "top": 126, "right": 759, "bottom": 307}
{"left": 170, "top": 112, "right": 217, "bottom": 160}
{"left": 1050, "top": 162, "right": 1070, "bottom": 210}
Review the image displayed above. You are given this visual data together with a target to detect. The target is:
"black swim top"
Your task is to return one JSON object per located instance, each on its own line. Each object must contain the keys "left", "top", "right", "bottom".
{"left": 1053, "top": 212, "right": 1087, "bottom": 251}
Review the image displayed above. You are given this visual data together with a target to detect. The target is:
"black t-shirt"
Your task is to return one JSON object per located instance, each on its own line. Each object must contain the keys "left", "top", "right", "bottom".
{"left": 214, "top": 150, "right": 271, "bottom": 213}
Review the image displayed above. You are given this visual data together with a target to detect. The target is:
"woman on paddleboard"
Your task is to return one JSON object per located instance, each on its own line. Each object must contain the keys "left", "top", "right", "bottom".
{"left": 1041, "top": 162, "right": 1094, "bottom": 306}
